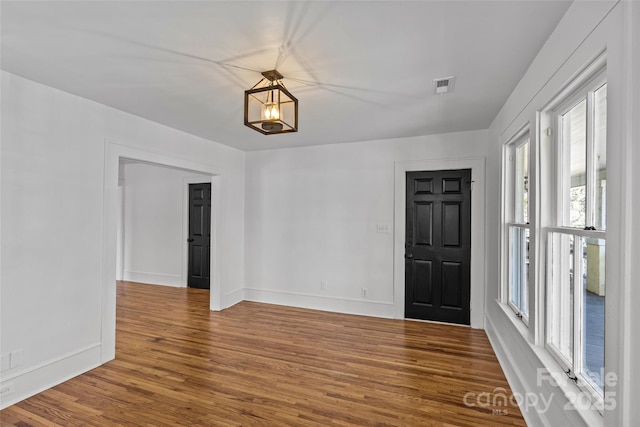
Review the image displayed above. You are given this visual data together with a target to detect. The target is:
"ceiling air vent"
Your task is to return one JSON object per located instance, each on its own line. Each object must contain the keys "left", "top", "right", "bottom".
{"left": 433, "top": 76, "right": 455, "bottom": 95}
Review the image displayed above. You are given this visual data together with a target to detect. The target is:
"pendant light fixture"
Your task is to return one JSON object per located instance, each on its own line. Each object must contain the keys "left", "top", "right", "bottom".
{"left": 244, "top": 70, "right": 298, "bottom": 135}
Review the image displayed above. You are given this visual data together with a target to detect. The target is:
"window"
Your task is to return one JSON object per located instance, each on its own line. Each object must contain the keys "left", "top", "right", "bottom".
{"left": 546, "top": 74, "right": 607, "bottom": 403}
{"left": 558, "top": 83, "right": 607, "bottom": 231}
{"left": 507, "top": 133, "right": 530, "bottom": 321}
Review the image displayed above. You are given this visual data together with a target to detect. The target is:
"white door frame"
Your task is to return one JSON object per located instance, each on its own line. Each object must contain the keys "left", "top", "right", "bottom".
{"left": 393, "top": 157, "right": 486, "bottom": 328}
{"left": 101, "top": 139, "right": 224, "bottom": 363}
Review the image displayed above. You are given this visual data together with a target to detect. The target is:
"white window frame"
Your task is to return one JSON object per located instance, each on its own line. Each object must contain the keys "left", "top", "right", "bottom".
{"left": 503, "top": 127, "right": 531, "bottom": 325}
{"left": 543, "top": 67, "right": 607, "bottom": 409}
{"left": 553, "top": 74, "right": 607, "bottom": 231}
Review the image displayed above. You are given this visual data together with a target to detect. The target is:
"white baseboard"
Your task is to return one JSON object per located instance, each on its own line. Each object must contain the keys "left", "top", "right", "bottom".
{"left": 224, "top": 288, "right": 244, "bottom": 308}
{"left": 244, "top": 288, "right": 395, "bottom": 318}
{"left": 124, "top": 271, "right": 183, "bottom": 287}
{"left": 0, "top": 344, "right": 102, "bottom": 410}
{"left": 485, "top": 303, "right": 602, "bottom": 427}
{"left": 485, "top": 310, "right": 544, "bottom": 426}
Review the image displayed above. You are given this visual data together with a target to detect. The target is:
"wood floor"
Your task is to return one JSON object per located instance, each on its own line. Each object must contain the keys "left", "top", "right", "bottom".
{"left": 1, "top": 281, "right": 525, "bottom": 426}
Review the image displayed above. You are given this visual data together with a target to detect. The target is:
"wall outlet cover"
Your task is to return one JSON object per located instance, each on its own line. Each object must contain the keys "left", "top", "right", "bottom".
{"left": 10, "top": 350, "right": 24, "bottom": 369}
{"left": 376, "top": 224, "right": 390, "bottom": 233}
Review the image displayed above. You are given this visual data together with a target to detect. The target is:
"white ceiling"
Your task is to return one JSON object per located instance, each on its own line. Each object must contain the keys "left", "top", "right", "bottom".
{"left": 0, "top": 1, "right": 571, "bottom": 151}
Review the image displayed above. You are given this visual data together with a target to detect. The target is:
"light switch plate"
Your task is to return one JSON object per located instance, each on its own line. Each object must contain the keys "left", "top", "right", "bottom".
{"left": 376, "top": 224, "right": 390, "bottom": 233}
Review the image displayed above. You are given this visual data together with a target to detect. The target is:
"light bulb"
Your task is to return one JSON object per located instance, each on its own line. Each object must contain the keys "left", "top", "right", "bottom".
{"left": 264, "top": 103, "right": 279, "bottom": 120}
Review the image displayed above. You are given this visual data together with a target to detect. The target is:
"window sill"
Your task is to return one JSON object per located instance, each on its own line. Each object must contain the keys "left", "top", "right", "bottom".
{"left": 496, "top": 300, "right": 604, "bottom": 427}
{"left": 501, "top": 299, "right": 529, "bottom": 336}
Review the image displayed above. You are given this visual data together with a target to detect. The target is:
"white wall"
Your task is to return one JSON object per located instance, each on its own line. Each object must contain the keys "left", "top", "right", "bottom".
{"left": 0, "top": 71, "right": 245, "bottom": 408}
{"left": 121, "top": 162, "right": 209, "bottom": 287}
{"left": 245, "top": 130, "right": 490, "bottom": 321}
{"left": 485, "top": 1, "right": 639, "bottom": 425}
{"left": 621, "top": 2, "right": 640, "bottom": 424}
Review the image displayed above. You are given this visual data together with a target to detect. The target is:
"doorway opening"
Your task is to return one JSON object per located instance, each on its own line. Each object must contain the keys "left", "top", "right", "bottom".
{"left": 102, "top": 141, "right": 223, "bottom": 363}
{"left": 393, "top": 158, "right": 486, "bottom": 329}
{"left": 116, "top": 160, "right": 211, "bottom": 288}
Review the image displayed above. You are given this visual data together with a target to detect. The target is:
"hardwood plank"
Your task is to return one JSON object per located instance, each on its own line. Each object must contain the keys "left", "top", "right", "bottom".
{"left": 1, "top": 281, "right": 525, "bottom": 426}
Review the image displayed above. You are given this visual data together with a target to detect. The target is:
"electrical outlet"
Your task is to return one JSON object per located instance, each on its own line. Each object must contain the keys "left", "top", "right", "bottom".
{"left": 0, "top": 383, "right": 13, "bottom": 397}
{"left": 361, "top": 288, "right": 368, "bottom": 298}
{"left": 10, "top": 350, "right": 23, "bottom": 369}
{"left": 320, "top": 280, "right": 327, "bottom": 291}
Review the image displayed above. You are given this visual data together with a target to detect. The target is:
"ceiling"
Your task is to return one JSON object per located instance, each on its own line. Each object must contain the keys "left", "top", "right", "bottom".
{"left": 0, "top": 1, "right": 572, "bottom": 152}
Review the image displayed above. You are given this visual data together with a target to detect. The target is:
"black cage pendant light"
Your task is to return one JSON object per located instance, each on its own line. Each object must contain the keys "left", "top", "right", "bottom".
{"left": 244, "top": 70, "right": 298, "bottom": 135}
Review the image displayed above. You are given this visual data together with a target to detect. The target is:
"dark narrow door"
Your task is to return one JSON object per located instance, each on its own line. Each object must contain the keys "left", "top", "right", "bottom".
{"left": 188, "top": 183, "right": 211, "bottom": 289}
{"left": 405, "top": 170, "right": 471, "bottom": 325}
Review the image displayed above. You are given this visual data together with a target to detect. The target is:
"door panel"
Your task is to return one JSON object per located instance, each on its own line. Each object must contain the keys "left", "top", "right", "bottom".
{"left": 443, "top": 202, "right": 461, "bottom": 246}
{"left": 442, "top": 177, "right": 462, "bottom": 193}
{"left": 192, "top": 207, "right": 204, "bottom": 236}
{"left": 413, "top": 260, "right": 434, "bottom": 305}
{"left": 414, "top": 202, "right": 433, "bottom": 245}
{"left": 405, "top": 170, "right": 471, "bottom": 325}
{"left": 188, "top": 183, "right": 211, "bottom": 289}
{"left": 414, "top": 178, "right": 434, "bottom": 194}
{"left": 441, "top": 261, "right": 462, "bottom": 308}
{"left": 191, "top": 245, "right": 203, "bottom": 276}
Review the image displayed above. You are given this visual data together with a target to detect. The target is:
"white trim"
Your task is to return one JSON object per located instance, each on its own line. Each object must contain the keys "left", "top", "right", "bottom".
{"left": 618, "top": 2, "right": 640, "bottom": 424}
{"left": 503, "top": 127, "right": 532, "bottom": 326}
{"left": 225, "top": 288, "right": 245, "bottom": 308}
{"left": 123, "top": 271, "right": 183, "bottom": 287}
{"left": 115, "top": 185, "right": 125, "bottom": 281}
{"left": 0, "top": 344, "right": 102, "bottom": 410}
{"left": 502, "top": 122, "right": 530, "bottom": 147}
{"left": 101, "top": 139, "right": 225, "bottom": 363}
{"left": 486, "top": 303, "right": 603, "bottom": 427}
{"left": 393, "top": 157, "right": 485, "bottom": 329}
{"left": 245, "top": 288, "right": 395, "bottom": 319}
{"left": 501, "top": 123, "right": 530, "bottom": 307}
{"left": 545, "top": 226, "right": 606, "bottom": 239}
{"left": 485, "top": 308, "right": 538, "bottom": 426}
{"left": 542, "top": 53, "right": 607, "bottom": 114}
